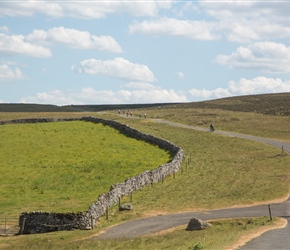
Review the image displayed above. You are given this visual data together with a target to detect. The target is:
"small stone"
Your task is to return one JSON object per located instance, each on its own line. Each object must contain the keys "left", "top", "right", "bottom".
{"left": 119, "top": 203, "right": 133, "bottom": 211}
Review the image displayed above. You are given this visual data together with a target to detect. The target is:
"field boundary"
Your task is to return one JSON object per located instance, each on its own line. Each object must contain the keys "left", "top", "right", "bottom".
{"left": 0, "top": 218, "right": 19, "bottom": 236}
{"left": 1, "top": 116, "right": 184, "bottom": 234}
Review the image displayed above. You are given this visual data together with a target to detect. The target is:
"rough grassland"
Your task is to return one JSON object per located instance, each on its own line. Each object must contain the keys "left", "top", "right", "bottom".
{"left": 99, "top": 114, "right": 290, "bottom": 215}
{"left": 132, "top": 107, "right": 290, "bottom": 142}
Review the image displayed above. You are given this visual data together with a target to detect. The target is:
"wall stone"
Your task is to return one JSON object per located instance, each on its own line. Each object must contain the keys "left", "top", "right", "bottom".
{"left": 1, "top": 117, "right": 184, "bottom": 234}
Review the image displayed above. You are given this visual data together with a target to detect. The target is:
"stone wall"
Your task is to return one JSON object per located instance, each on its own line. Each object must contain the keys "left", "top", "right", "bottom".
{"left": 1, "top": 117, "right": 184, "bottom": 234}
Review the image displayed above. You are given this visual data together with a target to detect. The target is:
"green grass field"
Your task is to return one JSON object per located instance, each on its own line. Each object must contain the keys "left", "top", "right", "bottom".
{"left": 0, "top": 121, "right": 171, "bottom": 217}
{"left": 1, "top": 93, "right": 290, "bottom": 249}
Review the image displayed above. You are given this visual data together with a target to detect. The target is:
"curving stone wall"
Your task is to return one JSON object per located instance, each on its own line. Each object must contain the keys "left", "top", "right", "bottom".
{"left": 1, "top": 117, "right": 184, "bottom": 234}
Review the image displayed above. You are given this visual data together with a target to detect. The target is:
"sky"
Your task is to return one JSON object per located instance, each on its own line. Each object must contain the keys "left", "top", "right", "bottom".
{"left": 1, "top": 0, "right": 290, "bottom": 105}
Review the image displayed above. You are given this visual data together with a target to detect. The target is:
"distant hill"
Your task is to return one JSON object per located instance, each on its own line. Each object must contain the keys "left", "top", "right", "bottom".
{"left": 162, "top": 92, "right": 290, "bottom": 116}
{"left": 1, "top": 93, "right": 290, "bottom": 115}
{"left": 0, "top": 103, "right": 75, "bottom": 112}
{"left": 0, "top": 103, "right": 177, "bottom": 113}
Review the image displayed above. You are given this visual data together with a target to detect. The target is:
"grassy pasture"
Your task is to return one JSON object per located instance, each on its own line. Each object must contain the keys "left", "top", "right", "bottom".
{"left": 0, "top": 121, "right": 171, "bottom": 217}
{"left": 1, "top": 95, "right": 290, "bottom": 249}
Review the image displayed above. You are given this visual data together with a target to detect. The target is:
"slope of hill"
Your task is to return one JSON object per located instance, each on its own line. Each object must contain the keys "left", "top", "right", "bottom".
{"left": 163, "top": 93, "right": 290, "bottom": 116}
{"left": 0, "top": 103, "right": 76, "bottom": 112}
{"left": 1, "top": 92, "right": 290, "bottom": 115}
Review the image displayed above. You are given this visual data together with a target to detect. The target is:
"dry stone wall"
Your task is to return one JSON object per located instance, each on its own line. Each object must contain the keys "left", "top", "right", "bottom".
{"left": 1, "top": 117, "right": 184, "bottom": 234}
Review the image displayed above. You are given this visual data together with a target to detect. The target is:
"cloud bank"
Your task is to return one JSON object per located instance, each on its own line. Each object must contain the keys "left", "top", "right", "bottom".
{"left": 20, "top": 84, "right": 187, "bottom": 105}
{"left": 73, "top": 57, "right": 156, "bottom": 82}
{"left": 216, "top": 42, "right": 290, "bottom": 73}
{"left": 189, "top": 77, "right": 290, "bottom": 101}
{"left": 0, "top": 1, "right": 171, "bottom": 19}
{"left": 19, "top": 77, "right": 290, "bottom": 105}
{"left": 26, "top": 27, "right": 122, "bottom": 53}
{"left": 0, "top": 27, "right": 122, "bottom": 58}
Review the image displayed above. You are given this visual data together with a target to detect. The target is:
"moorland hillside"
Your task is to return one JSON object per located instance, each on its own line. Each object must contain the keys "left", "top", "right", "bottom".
{"left": 1, "top": 92, "right": 289, "bottom": 115}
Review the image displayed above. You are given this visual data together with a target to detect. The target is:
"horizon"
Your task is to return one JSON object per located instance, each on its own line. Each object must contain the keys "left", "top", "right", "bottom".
{"left": 1, "top": 91, "right": 288, "bottom": 108}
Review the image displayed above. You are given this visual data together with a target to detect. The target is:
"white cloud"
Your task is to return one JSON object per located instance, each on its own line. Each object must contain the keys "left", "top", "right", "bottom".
{"left": 18, "top": 76, "right": 290, "bottom": 105}
{"left": 26, "top": 27, "right": 122, "bottom": 53}
{"left": 129, "top": 17, "right": 219, "bottom": 40}
{"left": 0, "top": 33, "right": 52, "bottom": 58}
{"left": 128, "top": 15, "right": 290, "bottom": 43}
{"left": 0, "top": 26, "right": 9, "bottom": 33}
{"left": 227, "top": 77, "right": 290, "bottom": 95}
{"left": 0, "top": 1, "right": 171, "bottom": 19}
{"left": 21, "top": 90, "right": 77, "bottom": 105}
{"left": 199, "top": 1, "right": 290, "bottom": 43}
{"left": 215, "top": 42, "right": 290, "bottom": 73}
{"left": 20, "top": 86, "right": 188, "bottom": 105}
{"left": 123, "top": 89, "right": 187, "bottom": 103}
{"left": 0, "top": 63, "right": 26, "bottom": 81}
{"left": 222, "top": 20, "right": 290, "bottom": 43}
{"left": 172, "top": 2, "right": 199, "bottom": 18}
{"left": 189, "top": 77, "right": 290, "bottom": 101}
{"left": 200, "top": 1, "right": 290, "bottom": 22}
{"left": 0, "top": 2, "right": 64, "bottom": 18}
{"left": 177, "top": 72, "right": 184, "bottom": 78}
{"left": 77, "top": 87, "right": 185, "bottom": 104}
{"left": 125, "top": 2, "right": 290, "bottom": 44}
{"left": 122, "top": 82, "right": 160, "bottom": 90}
{"left": 0, "top": 27, "right": 122, "bottom": 58}
{"left": 74, "top": 57, "right": 156, "bottom": 82}
{"left": 2, "top": 2, "right": 290, "bottom": 45}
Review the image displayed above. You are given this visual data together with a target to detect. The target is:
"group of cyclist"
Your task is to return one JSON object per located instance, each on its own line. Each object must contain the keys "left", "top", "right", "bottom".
{"left": 118, "top": 109, "right": 214, "bottom": 130}
{"left": 118, "top": 110, "right": 147, "bottom": 119}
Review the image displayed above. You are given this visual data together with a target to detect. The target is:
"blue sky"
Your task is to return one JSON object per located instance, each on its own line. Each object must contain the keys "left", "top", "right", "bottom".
{"left": 1, "top": 0, "right": 290, "bottom": 105}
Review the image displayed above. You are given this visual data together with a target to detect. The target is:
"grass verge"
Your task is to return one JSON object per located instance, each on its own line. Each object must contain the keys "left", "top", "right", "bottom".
{"left": 0, "top": 217, "right": 282, "bottom": 250}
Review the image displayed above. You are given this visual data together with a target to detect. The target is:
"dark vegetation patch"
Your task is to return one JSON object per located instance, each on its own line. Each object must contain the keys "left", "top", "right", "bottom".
{"left": 2, "top": 92, "right": 290, "bottom": 116}
{"left": 0, "top": 103, "right": 177, "bottom": 113}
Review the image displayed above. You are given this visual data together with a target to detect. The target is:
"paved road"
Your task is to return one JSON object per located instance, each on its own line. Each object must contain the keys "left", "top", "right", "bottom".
{"left": 96, "top": 200, "right": 290, "bottom": 238}
{"left": 94, "top": 118, "right": 290, "bottom": 249}
{"left": 152, "top": 119, "right": 290, "bottom": 153}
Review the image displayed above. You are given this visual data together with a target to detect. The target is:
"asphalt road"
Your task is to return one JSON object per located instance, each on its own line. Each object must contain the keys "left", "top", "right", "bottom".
{"left": 94, "top": 118, "right": 290, "bottom": 249}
